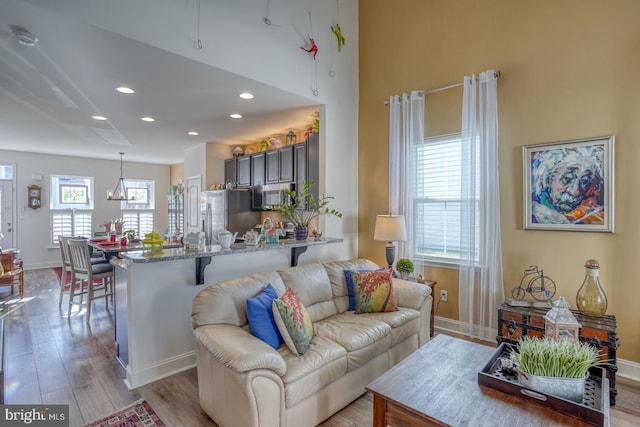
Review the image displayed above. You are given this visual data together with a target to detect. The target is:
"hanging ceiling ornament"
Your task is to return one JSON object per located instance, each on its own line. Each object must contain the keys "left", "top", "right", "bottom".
{"left": 331, "top": 0, "right": 345, "bottom": 52}
{"left": 194, "top": 0, "right": 203, "bottom": 49}
{"left": 300, "top": 12, "right": 319, "bottom": 96}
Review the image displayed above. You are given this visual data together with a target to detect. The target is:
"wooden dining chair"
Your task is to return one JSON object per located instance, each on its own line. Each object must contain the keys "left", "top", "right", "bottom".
{"left": 66, "top": 238, "right": 114, "bottom": 323}
{"left": 57, "top": 236, "right": 108, "bottom": 308}
{"left": 0, "top": 252, "right": 23, "bottom": 299}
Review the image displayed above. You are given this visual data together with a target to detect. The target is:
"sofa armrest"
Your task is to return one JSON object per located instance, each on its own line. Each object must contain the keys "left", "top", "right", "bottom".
{"left": 393, "top": 278, "right": 432, "bottom": 310}
{"left": 193, "top": 324, "right": 286, "bottom": 376}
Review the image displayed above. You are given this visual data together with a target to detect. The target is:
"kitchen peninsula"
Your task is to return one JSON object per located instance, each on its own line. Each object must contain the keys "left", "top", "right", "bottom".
{"left": 112, "top": 237, "right": 343, "bottom": 389}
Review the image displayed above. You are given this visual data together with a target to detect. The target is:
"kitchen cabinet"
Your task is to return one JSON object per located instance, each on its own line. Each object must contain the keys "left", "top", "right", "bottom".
{"left": 236, "top": 156, "right": 251, "bottom": 187}
{"left": 224, "top": 158, "right": 236, "bottom": 185}
{"left": 294, "top": 133, "right": 319, "bottom": 209}
{"left": 265, "top": 146, "right": 294, "bottom": 183}
{"left": 265, "top": 150, "right": 279, "bottom": 184}
{"left": 251, "top": 152, "right": 265, "bottom": 187}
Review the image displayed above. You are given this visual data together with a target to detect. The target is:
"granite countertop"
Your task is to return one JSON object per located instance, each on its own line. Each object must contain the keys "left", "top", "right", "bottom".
{"left": 115, "top": 237, "right": 343, "bottom": 264}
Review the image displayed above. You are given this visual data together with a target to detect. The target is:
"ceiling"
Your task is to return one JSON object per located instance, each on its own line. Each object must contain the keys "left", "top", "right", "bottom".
{"left": 0, "top": 1, "right": 320, "bottom": 164}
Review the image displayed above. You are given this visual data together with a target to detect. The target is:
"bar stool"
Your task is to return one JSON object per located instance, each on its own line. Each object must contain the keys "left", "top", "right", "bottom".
{"left": 57, "top": 236, "right": 108, "bottom": 307}
{"left": 67, "top": 239, "right": 114, "bottom": 323}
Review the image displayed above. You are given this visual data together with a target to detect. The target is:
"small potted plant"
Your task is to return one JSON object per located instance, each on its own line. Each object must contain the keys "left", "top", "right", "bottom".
{"left": 396, "top": 258, "right": 414, "bottom": 280}
{"left": 511, "top": 336, "right": 602, "bottom": 402}
{"left": 271, "top": 181, "right": 342, "bottom": 240}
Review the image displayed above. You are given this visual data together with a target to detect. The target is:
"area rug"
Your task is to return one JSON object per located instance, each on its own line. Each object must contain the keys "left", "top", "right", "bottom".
{"left": 52, "top": 266, "right": 71, "bottom": 284}
{"left": 84, "top": 399, "right": 166, "bottom": 427}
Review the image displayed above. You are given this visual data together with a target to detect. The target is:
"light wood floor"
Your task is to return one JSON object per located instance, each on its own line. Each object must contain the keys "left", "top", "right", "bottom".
{"left": 3, "top": 268, "right": 639, "bottom": 426}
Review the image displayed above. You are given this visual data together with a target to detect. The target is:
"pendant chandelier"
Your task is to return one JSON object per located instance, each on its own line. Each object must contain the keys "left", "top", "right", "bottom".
{"left": 107, "top": 152, "right": 134, "bottom": 201}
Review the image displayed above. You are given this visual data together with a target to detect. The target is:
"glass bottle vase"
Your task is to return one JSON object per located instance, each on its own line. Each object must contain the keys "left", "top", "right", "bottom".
{"left": 576, "top": 259, "right": 607, "bottom": 316}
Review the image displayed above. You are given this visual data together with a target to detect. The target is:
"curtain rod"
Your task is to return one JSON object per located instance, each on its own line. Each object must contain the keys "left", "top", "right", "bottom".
{"left": 383, "top": 70, "right": 501, "bottom": 106}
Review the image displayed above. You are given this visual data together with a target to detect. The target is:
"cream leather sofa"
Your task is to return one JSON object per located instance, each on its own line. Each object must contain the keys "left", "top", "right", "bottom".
{"left": 191, "top": 258, "right": 432, "bottom": 427}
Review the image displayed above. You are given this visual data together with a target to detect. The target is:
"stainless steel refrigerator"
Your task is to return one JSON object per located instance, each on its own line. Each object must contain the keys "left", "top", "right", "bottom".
{"left": 200, "top": 189, "right": 260, "bottom": 245}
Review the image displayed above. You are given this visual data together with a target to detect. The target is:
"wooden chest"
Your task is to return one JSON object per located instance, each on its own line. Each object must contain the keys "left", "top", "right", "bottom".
{"left": 497, "top": 303, "right": 620, "bottom": 405}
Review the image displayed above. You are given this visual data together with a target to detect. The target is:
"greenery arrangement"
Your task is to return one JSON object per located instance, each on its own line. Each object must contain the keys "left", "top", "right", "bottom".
{"left": 511, "top": 337, "right": 601, "bottom": 378}
{"left": 271, "top": 181, "right": 342, "bottom": 228}
{"left": 396, "top": 258, "right": 414, "bottom": 275}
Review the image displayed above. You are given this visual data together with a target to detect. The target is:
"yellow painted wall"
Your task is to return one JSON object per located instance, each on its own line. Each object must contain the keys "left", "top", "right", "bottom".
{"left": 359, "top": 0, "right": 640, "bottom": 362}
{"left": 169, "top": 163, "right": 184, "bottom": 188}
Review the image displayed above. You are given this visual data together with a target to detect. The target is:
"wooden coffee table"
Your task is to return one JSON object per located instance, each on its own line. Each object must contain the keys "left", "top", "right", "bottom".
{"left": 366, "top": 334, "right": 610, "bottom": 426}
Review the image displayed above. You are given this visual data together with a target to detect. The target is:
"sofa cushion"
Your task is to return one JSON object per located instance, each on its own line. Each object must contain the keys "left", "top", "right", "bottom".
{"left": 314, "top": 313, "right": 392, "bottom": 371}
{"left": 246, "top": 284, "right": 283, "bottom": 349}
{"left": 322, "top": 259, "right": 381, "bottom": 313}
{"left": 273, "top": 288, "right": 314, "bottom": 356}
{"left": 343, "top": 267, "right": 386, "bottom": 310}
{"left": 279, "top": 336, "right": 347, "bottom": 407}
{"left": 360, "top": 308, "right": 421, "bottom": 346}
{"left": 278, "top": 263, "right": 337, "bottom": 322}
{"left": 352, "top": 269, "right": 398, "bottom": 313}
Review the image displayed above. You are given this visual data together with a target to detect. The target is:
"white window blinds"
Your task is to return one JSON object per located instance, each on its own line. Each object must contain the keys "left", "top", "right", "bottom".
{"left": 412, "top": 134, "right": 479, "bottom": 264}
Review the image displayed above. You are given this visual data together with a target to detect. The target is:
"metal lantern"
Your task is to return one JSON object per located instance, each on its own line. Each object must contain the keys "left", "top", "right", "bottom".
{"left": 544, "top": 296, "right": 581, "bottom": 342}
{"left": 286, "top": 130, "right": 297, "bottom": 145}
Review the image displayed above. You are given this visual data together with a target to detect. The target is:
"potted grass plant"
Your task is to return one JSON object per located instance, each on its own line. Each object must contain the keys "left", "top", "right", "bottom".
{"left": 396, "top": 258, "right": 414, "bottom": 280}
{"left": 271, "top": 181, "right": 342, "bottom": 240}
{"left": 511, "top": 336, "right": 602, "bottom": 402}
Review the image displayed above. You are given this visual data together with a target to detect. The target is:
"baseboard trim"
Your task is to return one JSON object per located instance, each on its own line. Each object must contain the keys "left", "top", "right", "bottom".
{"left": 434, "top": 316, "right": 640, "bottom": 383}
{"left": 125, "top": 351, "right": 196, "bottom": 389}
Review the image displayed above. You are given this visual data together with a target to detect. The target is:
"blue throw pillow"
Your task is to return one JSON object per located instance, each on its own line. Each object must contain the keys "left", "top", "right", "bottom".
{"left": 246, "top": 284, "right": 283, "bottom": 349}
{"left": 344, "top": 268, "right": 385, "bottom": 311}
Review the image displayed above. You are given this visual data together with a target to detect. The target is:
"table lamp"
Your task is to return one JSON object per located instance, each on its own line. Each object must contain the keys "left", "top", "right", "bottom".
{"left": 374, "top": 215, "right": 407, "bottom": 269}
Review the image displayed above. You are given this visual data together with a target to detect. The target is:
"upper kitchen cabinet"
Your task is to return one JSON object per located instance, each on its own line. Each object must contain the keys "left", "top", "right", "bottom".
{"left": 266, "top": 146, "right": 294, "bottom": 184}
{"left": 251, "top": 152, "right": 265, "bottom": 187}
{"left": 236, "top": 156, "right": 251, "bottom": 187}
{"left": 295, "top": 133, "right": 319, "bottom": 208}
{"left": 224, "top": 158, "right": 236, "bottom": 185}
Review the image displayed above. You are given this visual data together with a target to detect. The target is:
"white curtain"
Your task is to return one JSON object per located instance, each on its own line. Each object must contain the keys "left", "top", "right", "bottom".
{"left": 388, "top": 91, "right": 424, "bottom": 263}
{"left": 459, "top": 70, "right": 504, "bottom": 340}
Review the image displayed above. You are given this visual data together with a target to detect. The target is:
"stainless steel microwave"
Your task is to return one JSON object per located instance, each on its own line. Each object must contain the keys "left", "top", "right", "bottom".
{"left": 252, "top": 183, "right": 294, "bottom": 210}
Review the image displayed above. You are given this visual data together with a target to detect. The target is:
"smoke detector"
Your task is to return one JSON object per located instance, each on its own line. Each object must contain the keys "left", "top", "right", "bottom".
{"left": 10, "top": 25, "right": 38, "bottom": 47}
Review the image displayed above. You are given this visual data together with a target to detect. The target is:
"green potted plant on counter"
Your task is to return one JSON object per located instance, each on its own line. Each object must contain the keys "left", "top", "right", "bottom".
{"left": 396, "top": 258, "right": 414, "bottom": 280}
{"left": 271, "top": 181, "right": 342, "bottom": 240}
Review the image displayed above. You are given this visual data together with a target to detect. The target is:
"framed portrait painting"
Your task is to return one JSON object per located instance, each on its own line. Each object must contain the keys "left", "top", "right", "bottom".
{"left": 523, "top": 135, "right": 615, "bottom": 233}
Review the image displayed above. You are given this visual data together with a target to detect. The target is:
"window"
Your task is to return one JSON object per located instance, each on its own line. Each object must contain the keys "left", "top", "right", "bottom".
{"left": 411, "top": 134, "right": 479, "bottom": 265}
{"left": 51, "top": 175, "right": 94, "bottom": 245}
{"left": 121, "top": 179, "right": 155, "bottom": 237}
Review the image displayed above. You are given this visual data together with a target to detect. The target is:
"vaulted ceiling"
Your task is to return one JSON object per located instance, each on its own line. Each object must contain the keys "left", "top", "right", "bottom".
{"left": 0, "top": 0, "right": 319, "bottom": 164}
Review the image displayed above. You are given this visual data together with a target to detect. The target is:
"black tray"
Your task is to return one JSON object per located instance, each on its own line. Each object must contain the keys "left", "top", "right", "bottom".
{"left": 477, "top": 343, "right": 609, "bottom": 427}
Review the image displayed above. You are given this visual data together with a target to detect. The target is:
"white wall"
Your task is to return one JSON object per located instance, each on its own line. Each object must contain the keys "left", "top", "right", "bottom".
{"left": 0, "top": 149, "right": 170, "bottom": 269}
{"left": 24, "top": 0, "right": 360, "bottom": 261}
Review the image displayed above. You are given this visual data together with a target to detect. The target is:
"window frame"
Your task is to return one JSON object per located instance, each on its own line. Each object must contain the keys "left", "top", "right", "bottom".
{"left": 50, "top": 175, "right": 94, "bottom": 245}
{"left": 409, "top": 133, "right": 479, "bottom": 267}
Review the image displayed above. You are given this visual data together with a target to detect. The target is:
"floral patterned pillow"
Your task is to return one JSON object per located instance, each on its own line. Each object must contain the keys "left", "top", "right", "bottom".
{"left": 272, "top": 288, "right": 313, "bottom": 355}
{"left": 352, "top": 269, "right": 398, "bottom": 314}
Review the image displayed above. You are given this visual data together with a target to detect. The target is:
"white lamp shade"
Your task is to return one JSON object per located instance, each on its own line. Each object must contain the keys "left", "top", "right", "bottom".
{"left": 374, "top": 215, "right": 407, "bottom": 242}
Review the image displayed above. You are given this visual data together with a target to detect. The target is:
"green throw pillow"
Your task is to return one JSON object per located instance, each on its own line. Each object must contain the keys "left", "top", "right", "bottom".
{"left": 352, "top": 269, "right": 398, "bottom": 314}
{"left": 272, "top": 288, "right": 313, "bottom": 355}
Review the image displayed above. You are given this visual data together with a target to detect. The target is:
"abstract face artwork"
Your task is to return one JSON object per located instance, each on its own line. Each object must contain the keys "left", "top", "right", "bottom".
{"left": 531, "top": 145, "right": 604, "bottom": 224}
{"left": 523, "top": 136, "right": 614, "bottom": 232}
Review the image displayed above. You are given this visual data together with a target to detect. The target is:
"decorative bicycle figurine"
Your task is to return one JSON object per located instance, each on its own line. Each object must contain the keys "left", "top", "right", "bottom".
{"left": 511, "top": 265, "right": 556, "bottom": 301}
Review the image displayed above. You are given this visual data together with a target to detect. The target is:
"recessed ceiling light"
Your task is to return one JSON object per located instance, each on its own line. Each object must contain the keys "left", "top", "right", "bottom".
{"left": 239, "top": 92, "right": 254, "bottom": 99}
{"left": 141, "top": 117, "right": 155, "bottom": 122}
{"left": 116, "top": 86, "right": 135, "bottom": 94}
{"left": 188, "top": 131, "right": 199, "bottom": 136}
{"left": 92, "top": 115, "right": 108, "bottom": 121}
{"left": 230, "top": 113, "right": 243, "bottom": 119}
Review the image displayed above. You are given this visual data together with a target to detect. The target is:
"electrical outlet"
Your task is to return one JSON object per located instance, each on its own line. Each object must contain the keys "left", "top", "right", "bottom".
{"left": 440, "top": 290, "right": 448, "bottom": 302}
